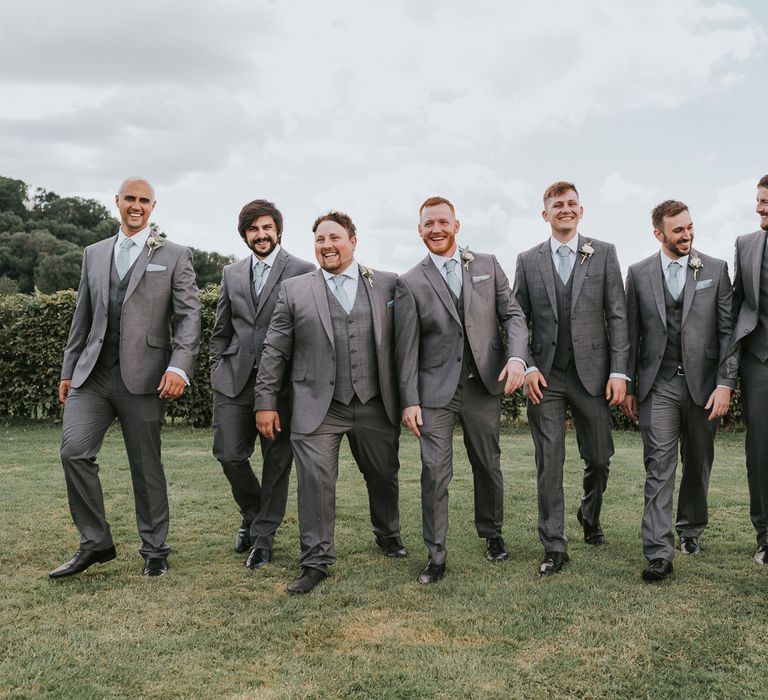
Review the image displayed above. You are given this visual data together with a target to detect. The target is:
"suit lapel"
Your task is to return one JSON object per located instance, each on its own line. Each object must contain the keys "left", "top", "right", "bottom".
{"left": 360, "top": 265, "right": 382, "bottom": 348}
{"left": 681, "top": 257, "right": 695, "bottom": 325}
{"left": 123, "top": 238, "right": 151, "bottom": 302}
{"left": 256, "top": 249, "right": 287, "bottom": 319}
{"left": 461, "top": 258, "right": 472, "bottom": 319}
{"left": 536, "top": 241, "right": 558, "bottom": 318}
{"left": 98, "top": 236, "right": 117, "bottom": 307}
{"left": 570, "top": 234, "right": 588, "bottom": 309}
{"left": 649, "top": 255, "right": 666, "bottom": 326}
{"left": 751, "top": 232, "right": 766, "bottom": 304}
{"left": 311, "top": 271, "right": 335, "bottom": 347}
{"left": 239, "top": 257, "right": 257, "bottom": 318}
{"left": 422, "top": 256, "right": 460, "bottom": 323}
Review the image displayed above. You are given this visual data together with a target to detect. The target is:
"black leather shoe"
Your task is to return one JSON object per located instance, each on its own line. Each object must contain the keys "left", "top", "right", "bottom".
{"left": 287, "top": 567, "right": 327, "bottom": 594}
{"left": 142, "top": 558, "right": 168, "bottom": 577}
{"left": 245, "top": 547, "right": 272, "bottom": 570}
{"left": 642, "top": 558, "right": 673, "bottom": 581}
{"left": 485, "top": 536, "right": 509, "bottom": 562}
{"left": 376, "top": 537, "right": 408, "bottom": 558}
{"left": 577, "top": 506, "right": 606, "bottom": 546}
{"left": 538, "top": 551, "right": 569, "bottom": 576}
{"left": 49, "top": 546, "right": 117, "bottom": 579}
{"left": 680, "top": 536, "right": 702, "bottom": 555}
{"left": 234, "top": 519, "right": 252, "bottom": 553}
{"left": 754, "top": 545, "right": 768, "bottom": 565}
{"left": 417, "top": 560, "right": 446, "bottom": 585}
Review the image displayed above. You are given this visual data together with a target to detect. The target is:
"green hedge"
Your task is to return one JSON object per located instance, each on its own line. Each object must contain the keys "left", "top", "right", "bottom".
{"left": 0, "top": 289, "right": 744, "bottom": 429}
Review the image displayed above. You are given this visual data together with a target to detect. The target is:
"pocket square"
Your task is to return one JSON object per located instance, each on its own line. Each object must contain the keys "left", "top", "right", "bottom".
{"left": 386, "top": 299, "right": 395, "bottom": 308}
{"left": 472, "top": 274, "right": 490, "bottom": 284}
{"left": 695, "top": 279, "right": 713, "bottom": 290}
{"left": 146, "top": 263, "right": 167, "bottom": 272}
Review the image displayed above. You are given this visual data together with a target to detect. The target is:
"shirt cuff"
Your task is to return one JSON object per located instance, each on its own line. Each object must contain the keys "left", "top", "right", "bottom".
{"left": 167, "top": 366, "right": 190, "bottom": 385}
{"left": 507, "top": 357, "right": 527, "bottom": 369}
{"left": 609, "top": 373, "right": 630, "bottom": 381}
{"left": 715, "top": 384, "right": 732, "bottom": 390}
{"left": 524, "top": 365, "right": 539, "bottom": 376}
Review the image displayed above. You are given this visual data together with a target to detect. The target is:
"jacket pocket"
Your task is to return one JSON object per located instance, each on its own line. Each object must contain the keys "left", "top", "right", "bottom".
{"left": 146, "top": 334, "right": 172, "bottom": 351}
{"left": 222, "top": 343, "right": 239, "bottom": 356}
{"left": 705, "top": 348, "right": 718, "bottom": 360}
{"left": 291, "top": 366, "right": 306, "bottom": 381}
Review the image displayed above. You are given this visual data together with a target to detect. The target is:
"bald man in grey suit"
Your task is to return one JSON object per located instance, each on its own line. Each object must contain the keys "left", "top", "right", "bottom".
{"left": 50, "top": 177, "right": 201, "bottom": 579}
{"left": 255, "top": 211, "right": 405, "bottom": 594}
{"left": 514, "top": 181, "right": 628, "bottom": 576}
{"left": 210, "top": 199, "right": 314, "bottom": 569}
{"left": 395, "top": 196, "right": 528, "bottom": 585}
{"left": 623, "top": 200, "right": 734, "bottom": 582}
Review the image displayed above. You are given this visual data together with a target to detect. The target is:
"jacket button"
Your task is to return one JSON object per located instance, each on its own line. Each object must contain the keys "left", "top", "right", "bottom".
{"left": 330, "top": 381, "right": 334, "bottom": 386}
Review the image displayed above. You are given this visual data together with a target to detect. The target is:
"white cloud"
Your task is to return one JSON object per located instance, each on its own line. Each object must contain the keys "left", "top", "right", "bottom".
{"left": 599, "top": 172, "right": 657, "bottom": 205}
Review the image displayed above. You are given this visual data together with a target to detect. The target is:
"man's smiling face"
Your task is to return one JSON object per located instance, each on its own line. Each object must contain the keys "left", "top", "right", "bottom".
{"left": 542, "top": 189, "right": 583, "bottom": 239}
{"left": 419, "top": 202, "right": 460, "bottom": 257}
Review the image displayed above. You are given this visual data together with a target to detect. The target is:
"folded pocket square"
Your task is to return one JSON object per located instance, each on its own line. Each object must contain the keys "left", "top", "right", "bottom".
{"left": 472, "top": 274, "right": 490, "bottom": 283}
{"left": 695, "top": 279, "right": 713, "bottom": 290}
{"left": 146, "top": 263, "right": 167, "bottom": 272}
{"left": 386, "top": 299, "right": 395, "bottom": 308}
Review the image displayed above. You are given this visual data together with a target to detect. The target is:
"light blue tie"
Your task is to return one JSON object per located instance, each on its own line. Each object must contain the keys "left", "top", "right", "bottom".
{"left": 667, "top": 261, "right": 682, "bottom": 300}
{"left": 557, "top": 245, "right": 572, "bottom": 284}
{"left": 253, "top": 261, "right": 268, "bottom": 294}
{"left": 444, "top": 259, "right": 461, "bottom": 298}
{"left": 116, "top": 237, "right": 135, "bottom": 280}
{"left": 331, "top": 275, "right": 352, "bottom": 313}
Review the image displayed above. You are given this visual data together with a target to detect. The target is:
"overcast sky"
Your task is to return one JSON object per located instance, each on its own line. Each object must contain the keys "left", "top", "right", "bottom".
{"left": 1, "top": 0, "right": 765, "bottom": 276}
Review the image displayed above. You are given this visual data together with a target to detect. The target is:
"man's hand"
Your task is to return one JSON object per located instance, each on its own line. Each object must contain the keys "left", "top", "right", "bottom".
{"left": 705, "top": 386, "right": 731, "bottom": 421}
{"left": 498, "top": 359, "right": 525, "bottom": 395}
{"left": 157, "top": 371, "right": 186, "bottom": 400}
{"left": 524, "top": 371, "right": 547, "bottom": 405}
{"left": 256, "top": 410, "right": 281, "bottom": 440}
{"left": 621, "top": 395, "right": 638, "bottom": 423}
{"left": 605, "top": 377, "right": 627, "bottom": 407}
{"left": 402, "top": 405, "right": 423, "bottom": 437}
{"left": 59, "top": 379, "right": 72, "bottom": 404}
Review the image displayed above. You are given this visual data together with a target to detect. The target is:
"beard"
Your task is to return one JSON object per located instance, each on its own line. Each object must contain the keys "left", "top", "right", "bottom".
{"left": 249, "top": 236, "right": 278, "bottom": 259}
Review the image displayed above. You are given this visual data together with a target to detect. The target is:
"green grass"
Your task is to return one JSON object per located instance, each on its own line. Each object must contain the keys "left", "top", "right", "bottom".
{"left": 0, "top": 423, "right": 764, "bottom": 699}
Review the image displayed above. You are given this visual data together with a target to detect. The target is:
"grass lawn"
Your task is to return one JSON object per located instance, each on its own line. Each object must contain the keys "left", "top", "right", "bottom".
{"left": 0, "top": 423, "right": 764, "bottom": 699}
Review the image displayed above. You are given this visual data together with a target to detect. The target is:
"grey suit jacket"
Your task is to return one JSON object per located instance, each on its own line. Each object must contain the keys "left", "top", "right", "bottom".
{"left": 514, "top": 235, "right": 629, "bottom": 397}
{"left": 730, "top": 230, "right": 767, "bottom": 365}
{"left": 625, "top": 250, "right": 736, "bottom": 405}
{"left": 254, "top": 265, "right": 399, "bottom": 435}
{"left": 61, "top": 234, "right": 201, "bottom": 395}
{"left": 394, "top": 252, "right": 528, "bottom": 409}
{"left": 210, "top": 248, "right": 315, "bottom": 398}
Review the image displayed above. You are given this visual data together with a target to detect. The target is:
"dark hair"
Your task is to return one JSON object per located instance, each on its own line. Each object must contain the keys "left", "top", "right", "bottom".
{"left": 651, "top": 200, "right": 688, "bottom": 230}
{"left": 758, "top": 175, "right": 768, "bottom": 189}
{"left": 418, "top": 196, "right": 455, "bottom": 217}
{"left": 312, "top": 210, "right": 357, "bottom": 239}
{"left": 237, "top": 199, "right": 283, "bottom": 241}
{"left": 543, "top": 181, "right": 579, "bottom": 204}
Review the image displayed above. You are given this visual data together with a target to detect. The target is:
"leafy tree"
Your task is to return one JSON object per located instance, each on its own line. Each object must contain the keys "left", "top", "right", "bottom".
{"left": 0, "top": 275, "right": 18, "bottom": 296}
{"left": 0, "top": 177, "right": 29, "bottom": 219}
{"left": 189, "top": 247, "right": 237, "bottom": 288}
{"left": 30, "top": 193, "right": 113, "bottom": 230}
{"left": 35, "top": 250, "right": 83, "bottom": 293}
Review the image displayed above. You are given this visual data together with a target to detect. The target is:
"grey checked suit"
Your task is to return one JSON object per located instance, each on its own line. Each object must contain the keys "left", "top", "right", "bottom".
{"left": 514, "top": 235, "right": 628, "bottom": 553}
{"left": 60, "top": 234, "right": 201, "bottom": 557}
{"left": 626, "top": 251, "right": 735, "bottom": 561}
{"left": 254, "top": 265, "right": 402, "bottom": 574}
{"left": 210, "top": 248, "right": 314, "bottom": 550}
{"left": 731, "top": 230, "right": 768, "bottom": 545}
{"left": 394, "top": 252, "right": 528, "bottom": 565}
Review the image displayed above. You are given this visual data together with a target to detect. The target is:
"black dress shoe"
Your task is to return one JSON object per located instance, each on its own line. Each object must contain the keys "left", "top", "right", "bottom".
{"left": 287, "top": 567, "right": 327, "bottom": 594}
{"left": 485, "top": 536, "right": 509, "bottom": 562}
{"left": 754, "top": 545, "right": 768, "bottom": 565}
{"left": 234, "top": 519, "right": 253, "bottom": 553}
{"left": 143, "top": 558, "right": 168, "bottom": 577}
{"left": 49, "top": 546, "right": 117, "bottom": 579}
{"left": 680, "top": 536, "right": 702, "bottom": 555}
{"left": 245, "top": 547, "right": 272, "bottom": 570}
{"left": 642, "top": 558, "right": 673, "bottom": 581}
{"left": 417, "top": 560, "right": 446, "bottom": 585}
{"left": 376, "top": 537, "right": 408, "bottom": 558}
{"left": 577, "top": 507, "right": 606, "bottom": 546}
{"left": 538, "top": 551, "right": 569, "bottom": 576}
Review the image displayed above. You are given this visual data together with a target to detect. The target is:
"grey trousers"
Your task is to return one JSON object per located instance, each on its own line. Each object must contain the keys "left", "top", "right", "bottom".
{"left": 419, "top": 379, "right": 503, "bottom": 566}
{"left": 527, "top": 363, "right": 614, "bottom": 553}
{"left": 741, "top": 352, "right": 768, "bottom": 545}
{"left": 60, "top": 362, "right": 170, "bottom": 558}
{"left": 290, "top": 395, "right": 402, "bottom": 574}
{"left": 638, "top": 374, "right": 718, "bottom": 561}
{"left": 212, "top": 374, "right": 293, "bottom": 550}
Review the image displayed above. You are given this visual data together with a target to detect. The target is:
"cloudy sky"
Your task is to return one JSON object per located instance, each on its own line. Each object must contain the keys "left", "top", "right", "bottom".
{"left": 1, "top": 1, "right": 765, "bottom": 276}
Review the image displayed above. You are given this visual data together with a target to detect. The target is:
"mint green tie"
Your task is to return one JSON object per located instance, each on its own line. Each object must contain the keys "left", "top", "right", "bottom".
{"left": 557, "top": 245, "right": 571, "bottom": 284}
{"left": 667, "top": 261, "right": 682, "bottom": 300}
{"left": 444, "top": 259, "right": 461, "bottom": 298}
{"left": 116, "top": 238, "right": 135, "bottom": 280}
{"left": 331, "top": 275, "right": 352, "bottom": 313}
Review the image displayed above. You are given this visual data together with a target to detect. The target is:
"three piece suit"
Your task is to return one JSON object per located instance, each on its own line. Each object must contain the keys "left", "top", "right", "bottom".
{"left": 60, "top": 231, "right": 201, "bottom": 557}
{"left": 254, "top": 264, "right": 402, "bottom": 574}
{"left": 210, "top": 246, "right": 314, "bottom": 551}
{"left": 394, "top": 251, "right": 528, "bottom": 565}
{"left": 514, "top": 235, "right": 628, "bottom": 553}
{"left": 626, "top": 251, "right": 735, "bottom": 561}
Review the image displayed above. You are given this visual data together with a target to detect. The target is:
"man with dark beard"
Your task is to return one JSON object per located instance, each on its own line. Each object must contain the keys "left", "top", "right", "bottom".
{"left": 210, "top": 200, "right": 314, "bottom": 569}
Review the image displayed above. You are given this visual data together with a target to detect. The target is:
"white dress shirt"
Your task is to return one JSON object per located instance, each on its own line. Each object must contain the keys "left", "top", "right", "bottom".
{"left": 251, "top": 244, "right": 282, "bottom": 292}
{"left": 428, "top": 248, "right": 463, "bottom": 292}
{"left": 659, "top": 250, "right": 688, "bottom": 294}
{"left": 322, "top": 260, "right": 360, "bottom": 307}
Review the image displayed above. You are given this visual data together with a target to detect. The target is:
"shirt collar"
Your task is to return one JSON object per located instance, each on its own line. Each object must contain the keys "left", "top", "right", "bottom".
{"left": 322, "top": 260, "right": 359, "bottom": 282}
{"left": 252, "top": 243, "right": 281, "bottom": 268}
{"left": 428, "top": 246, "right": 462, "bottom": 271}
{"left": 116, "top": 226, "right": 151, "bottom": 251}
{"left": 659, "top": 250, "right": 688, "bottom": 271}
{"left": 550, "top": 233, "right": 579, "bottom": 256}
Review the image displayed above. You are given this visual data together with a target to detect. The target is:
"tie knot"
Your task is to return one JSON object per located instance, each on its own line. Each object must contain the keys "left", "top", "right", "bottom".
{"left": 120, "top": 237, "right": 135, "bottom": 250}
{"left": 557, "top": 245, "right": 571, "bottom": 259}
{"left": 332, "top": 275, "right": 346, "bottom": 289}
{"left": 668, "top": 261, "right": 681, "bottom": 272}
{"left": 445, "top": 259, "right": 458, "bottom": 272}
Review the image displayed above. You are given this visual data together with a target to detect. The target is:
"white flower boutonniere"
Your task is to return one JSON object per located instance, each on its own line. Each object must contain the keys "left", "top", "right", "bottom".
{"left": 579, "top": 240, "right": 595, "bottom": 265}
{"left": 689, "top": 252, "right": 703, "bottom": 280}
{"left": 460, "top": 246, "right": 475, "bottom": 270}
{"left": 147, "top": 232, "right": 167, "bottom": 259}
{"left": 360, "top": 264, "right": 374, "bottom": 287}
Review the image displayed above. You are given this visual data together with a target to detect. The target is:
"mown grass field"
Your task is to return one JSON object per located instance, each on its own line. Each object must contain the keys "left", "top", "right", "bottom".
{"left": 1, "top": 423, "right": 765, "bottom": 699}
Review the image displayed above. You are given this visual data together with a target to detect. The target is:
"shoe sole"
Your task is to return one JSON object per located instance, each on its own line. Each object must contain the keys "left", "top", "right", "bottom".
{"left": 49, "top": 550, "right": 117, "bottom": 580}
